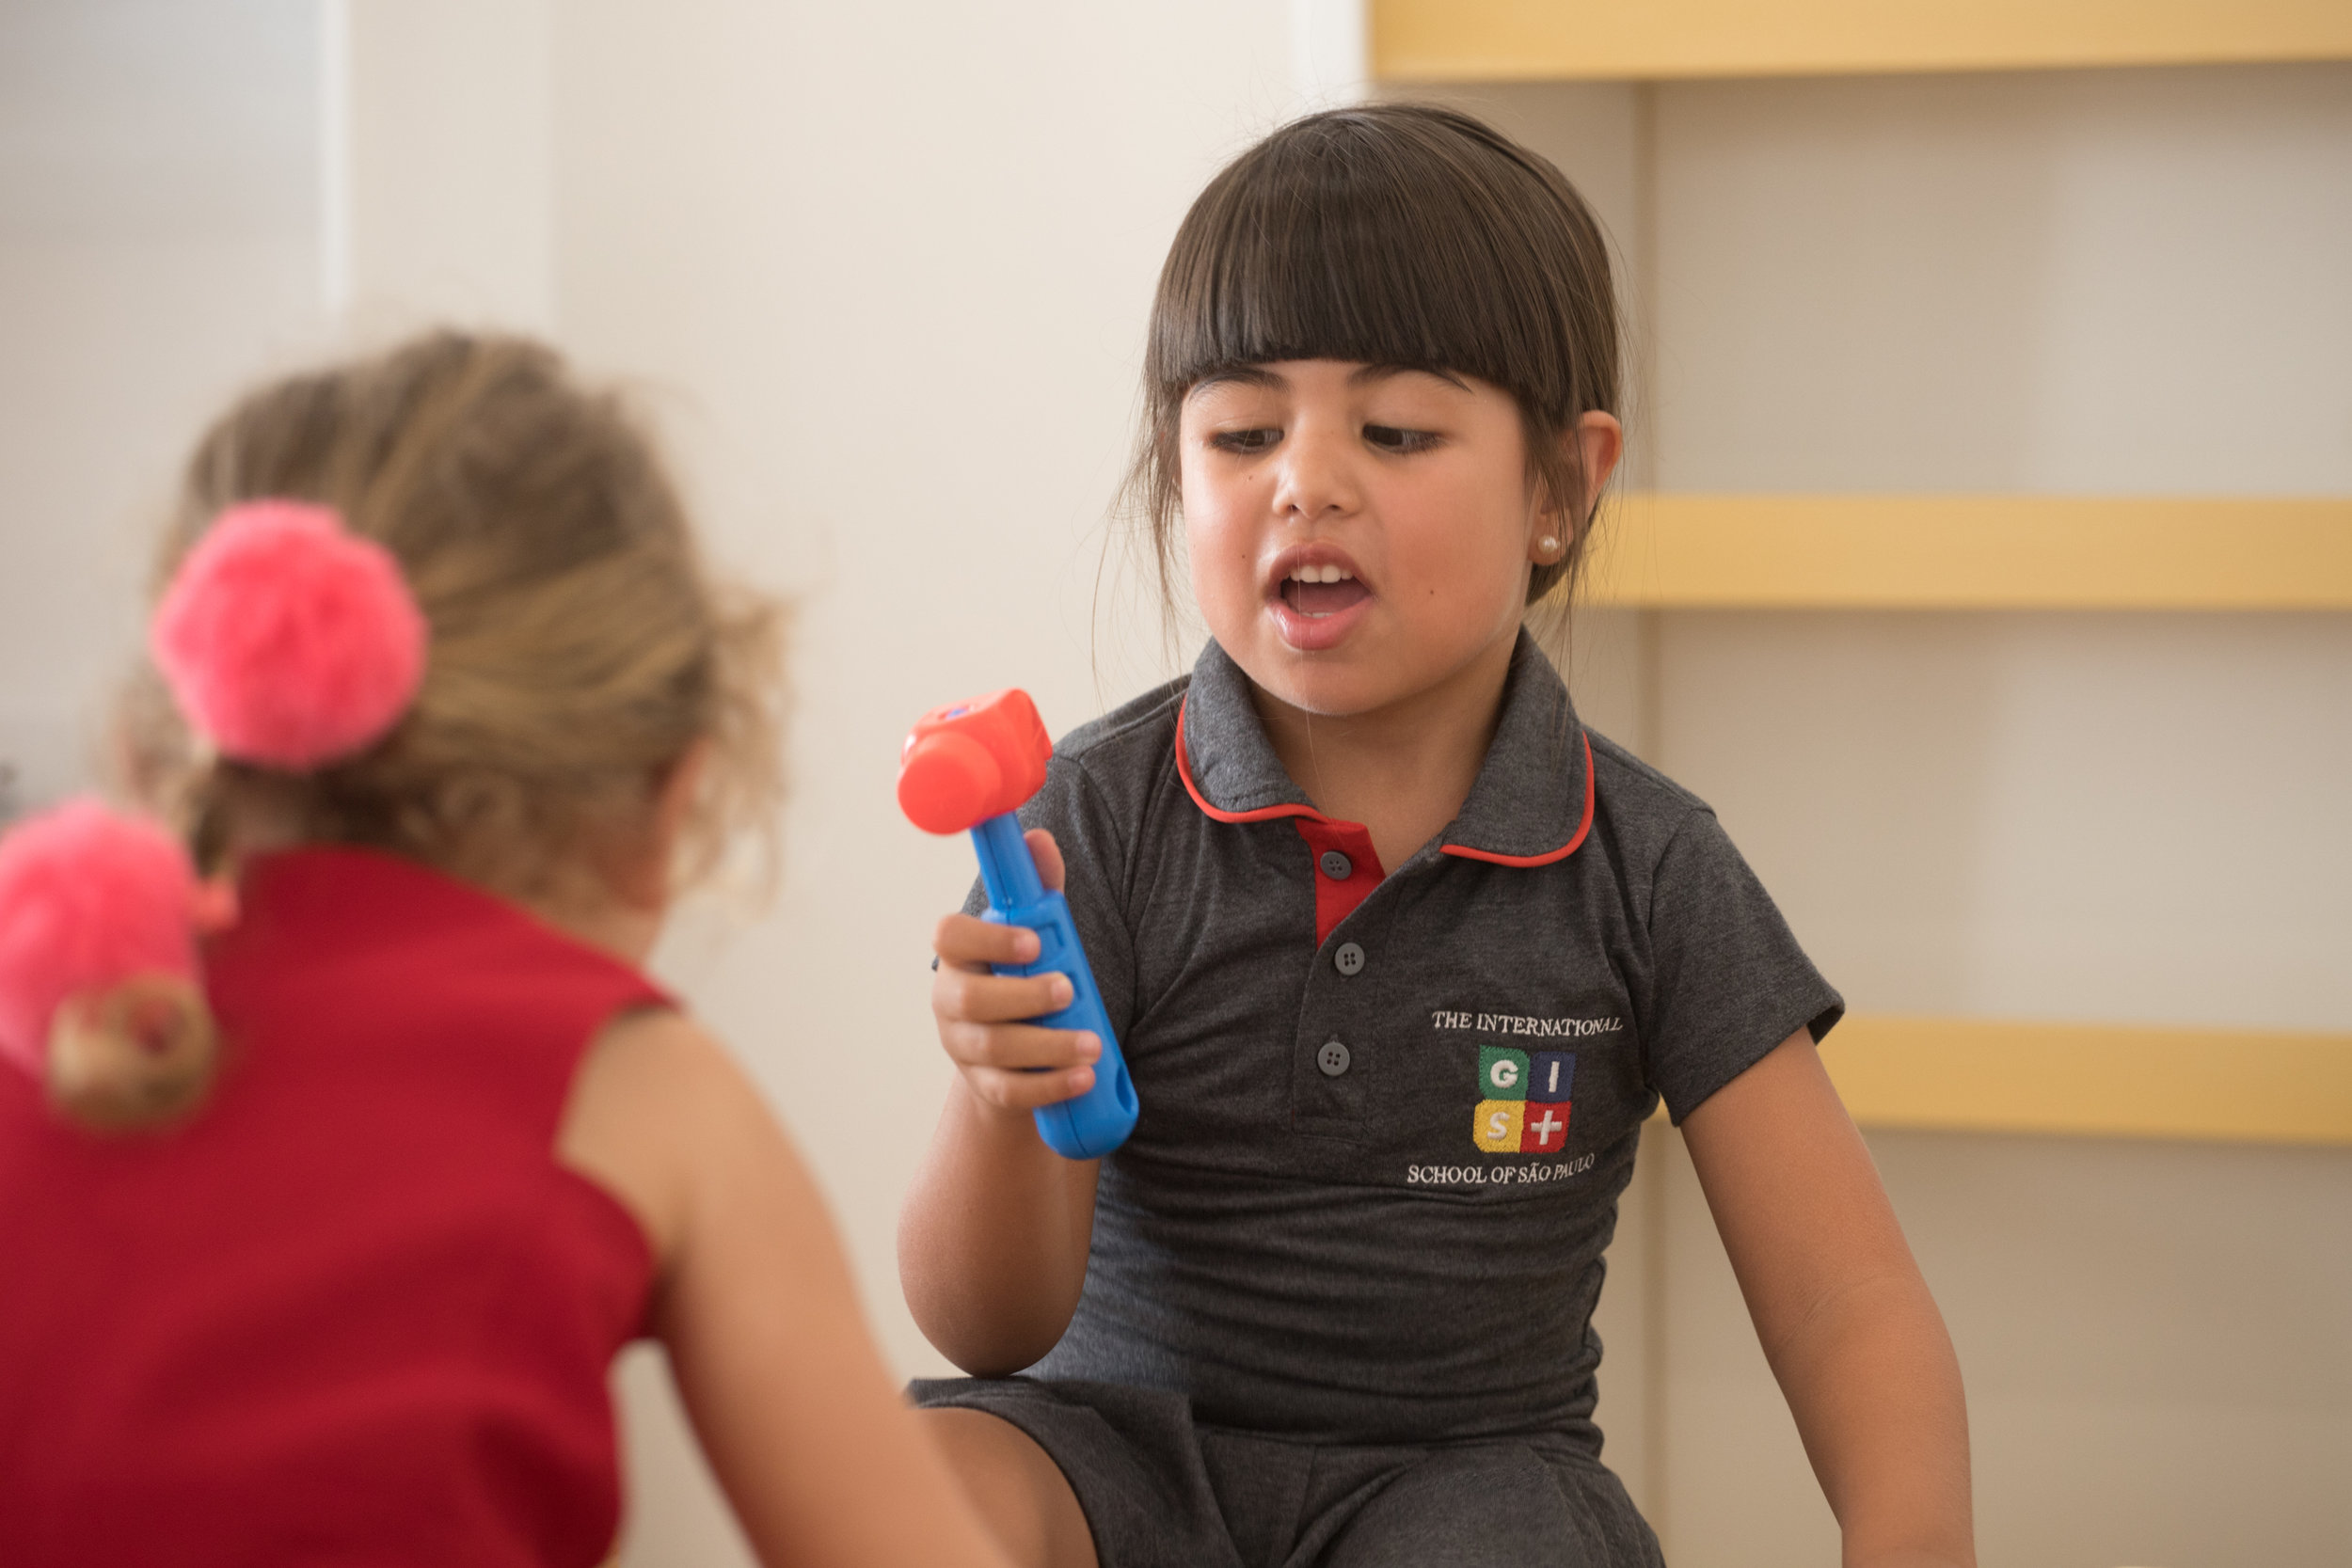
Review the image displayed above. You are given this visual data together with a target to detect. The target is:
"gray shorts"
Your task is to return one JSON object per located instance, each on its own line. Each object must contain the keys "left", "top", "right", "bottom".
{"left": 911, "top": 1377, "right": 1665, "bottom": 1568}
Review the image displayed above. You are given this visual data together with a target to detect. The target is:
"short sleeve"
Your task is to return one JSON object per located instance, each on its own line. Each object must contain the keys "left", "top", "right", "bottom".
{"left": 1639, "top": 809, "right": 1843, "bottom": 1123}
{"left": 959, "top": 752, "right": 1138, "bottom": 1045}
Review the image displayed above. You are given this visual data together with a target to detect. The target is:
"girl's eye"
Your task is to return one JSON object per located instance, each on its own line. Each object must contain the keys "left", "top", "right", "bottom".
{"left": 1363, "top": 423, "right": 1438, "bottom": 453}
{"left": 1210, "top": 427, "right": 1281, "bottom": 454}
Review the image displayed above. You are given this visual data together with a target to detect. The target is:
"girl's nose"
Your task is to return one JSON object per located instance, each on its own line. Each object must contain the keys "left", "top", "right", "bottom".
{"left": 1269, "top": 421, "right": 1361, "bottom": 526}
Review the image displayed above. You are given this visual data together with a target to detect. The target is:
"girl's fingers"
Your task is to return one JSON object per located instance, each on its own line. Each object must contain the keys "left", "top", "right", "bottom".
{"left": 933, "top": 911, "right": 1042, "bottom": 971}
{"left": 930, "top": 864, "right": 1091, "bottom": 1113}
{"left": 940, "top": 1021, "right": 1101, "bottom": 1075}
{"left": 965, "top": 1062, "right": 1097, "bottom": 1115}
{"left": 933, "top": 958, "right": 1073, "bottom": 1025}
{"left": 1025, "top": 829, "right": 1066, "bottom": 894}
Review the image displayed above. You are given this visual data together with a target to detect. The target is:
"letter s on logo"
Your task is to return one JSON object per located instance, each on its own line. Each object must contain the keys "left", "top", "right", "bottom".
{"left": 1486, "top": 1109, "right": 1512, "bottom": 1143}
{"left": 1490, "top": 1059, "right": 1519, "bottom": 1090}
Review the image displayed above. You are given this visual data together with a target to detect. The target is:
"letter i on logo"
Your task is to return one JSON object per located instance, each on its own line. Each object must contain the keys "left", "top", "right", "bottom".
{"left": 1529, "top": 1052, "right": 1573, "bottom": 1102}
{"left": 1519, "top": 1051, "right": 1572, "bottom": 1152}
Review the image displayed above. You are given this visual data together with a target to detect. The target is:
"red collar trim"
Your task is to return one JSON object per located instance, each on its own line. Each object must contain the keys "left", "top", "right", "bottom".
{"left": 1173, "top": 699, "right": 1596, "bottom": 866}
{"left": 1172, "top": 701, "right": 1333, "bottom": 825}
{"left": 1438, "top": 733, "right": 1595, "bottom": 867}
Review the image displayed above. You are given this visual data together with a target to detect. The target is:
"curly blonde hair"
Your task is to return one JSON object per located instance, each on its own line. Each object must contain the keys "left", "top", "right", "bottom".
{"left": 121, "top": 328, "right": 785, "bottom": 915}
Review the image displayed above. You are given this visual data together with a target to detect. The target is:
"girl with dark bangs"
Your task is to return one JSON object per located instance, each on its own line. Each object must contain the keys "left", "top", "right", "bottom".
{"left": 901, "top": 105, "right": 1974, "bottom": 1568}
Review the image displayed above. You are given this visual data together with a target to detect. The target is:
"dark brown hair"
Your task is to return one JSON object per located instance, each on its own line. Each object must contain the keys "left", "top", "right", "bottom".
{"left": 1129, "top": 103, "right": 1622, "bottom": 608}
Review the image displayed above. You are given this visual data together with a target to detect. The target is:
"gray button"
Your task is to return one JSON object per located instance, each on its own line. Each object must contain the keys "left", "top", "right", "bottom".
{"left": 1316, "top": 1038, "right": 1352, "bottom": 1077}
{"left": 1318, "top": 849, "right": 1353, "bottom": 880}
{"left": 1333, "top": 942, "right": 1366, "bottom": 976}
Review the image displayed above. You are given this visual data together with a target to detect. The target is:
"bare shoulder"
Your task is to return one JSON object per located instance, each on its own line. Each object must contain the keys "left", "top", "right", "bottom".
{"left": 571, "top": 1006, "right": 748, "bottom": 1109}
{"left": 556, "top": 1006, "right": 771, "bottom": 1269}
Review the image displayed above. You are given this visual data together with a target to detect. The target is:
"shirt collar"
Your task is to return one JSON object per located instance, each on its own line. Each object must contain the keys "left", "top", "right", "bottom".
{"left": 1176, "top": 630, "right": 1595, "bottom": 865}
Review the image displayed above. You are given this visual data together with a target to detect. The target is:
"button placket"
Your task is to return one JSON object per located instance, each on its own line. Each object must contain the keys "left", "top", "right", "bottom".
{"left": 1291, "top": 886, "right": 1398, "bottom": 1139}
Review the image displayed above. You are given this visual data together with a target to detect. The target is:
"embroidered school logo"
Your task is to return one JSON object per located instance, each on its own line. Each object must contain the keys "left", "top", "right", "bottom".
{"left": 1473, "top": 1046, "right": 1572, "bottom": 1154}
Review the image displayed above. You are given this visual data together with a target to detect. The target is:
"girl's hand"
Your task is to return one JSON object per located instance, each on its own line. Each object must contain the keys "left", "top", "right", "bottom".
{"left": 904, "top": 827, "right": 1105, "bottom": 1374}
{"left": 930, "top": 828, "right": 1102, "bottom": 1117}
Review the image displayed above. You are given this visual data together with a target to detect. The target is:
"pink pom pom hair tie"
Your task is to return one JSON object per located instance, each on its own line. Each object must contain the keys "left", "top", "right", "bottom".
{"left": 0, "top": 800, "right": 233, "bottom": 1126}
{"left": 151, "top": 499, "right": 428, "bottom": 771}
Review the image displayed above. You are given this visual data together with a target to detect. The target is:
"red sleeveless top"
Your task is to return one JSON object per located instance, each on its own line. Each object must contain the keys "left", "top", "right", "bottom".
{"left": 0, "top": 847, "right": 667, "bottom": 1566}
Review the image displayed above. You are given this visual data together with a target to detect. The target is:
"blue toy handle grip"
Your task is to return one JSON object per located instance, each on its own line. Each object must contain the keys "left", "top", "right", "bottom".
{"left": 970, "top": 813, "right": 1137, "bottom": 1160}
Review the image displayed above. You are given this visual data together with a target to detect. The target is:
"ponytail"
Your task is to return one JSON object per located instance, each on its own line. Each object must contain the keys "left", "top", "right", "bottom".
{"left": 0, "top": 500, "right": 423, "bottom": 1132}
{"left": 0, "top": 802, "right": 229, "bottom": 1131}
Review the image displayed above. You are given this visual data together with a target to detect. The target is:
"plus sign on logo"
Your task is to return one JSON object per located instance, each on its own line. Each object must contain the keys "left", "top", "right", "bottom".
{"left": 1471, "top": 1047, "right": 1574, "bottom": 1154}
{"left": 1520, "top": 1102, "right": 1569, "bottom": 1154}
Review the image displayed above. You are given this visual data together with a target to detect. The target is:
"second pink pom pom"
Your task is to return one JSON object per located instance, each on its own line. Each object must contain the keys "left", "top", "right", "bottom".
{"left": 0, "top": 800, "right": 208, "bottom": 1080}
{"left": 151, "top": 500, "right": 428, "bottom": 771}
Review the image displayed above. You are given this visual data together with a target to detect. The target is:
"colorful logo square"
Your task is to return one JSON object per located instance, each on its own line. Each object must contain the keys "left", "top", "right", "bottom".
{"left": 1477, "top": 1046, "right": 1529, "bottom": 1101}
{"left": 1528, "top": 1051, "right": 1575, "bottom": 1103}
{"left": 1472, "top": 1100, "right": 1524, "bottom": 1151}
{"left": 1519, "top": 1101, "right": 1570, "bottom": 1153}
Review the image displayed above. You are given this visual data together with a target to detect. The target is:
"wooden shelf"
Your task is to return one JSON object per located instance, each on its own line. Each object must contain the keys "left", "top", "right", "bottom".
{"left": 1373, "top": 0, "right": 2352, "bottom": 83}
{"left": 1578, "top": 494, "right": 2352, "bottom": 610}
{"left": 1818, "top": 1014, "right": 2352, "bottom": 1146}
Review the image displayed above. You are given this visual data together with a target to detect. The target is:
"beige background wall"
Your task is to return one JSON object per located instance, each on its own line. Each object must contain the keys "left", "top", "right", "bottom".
{"left": 1444, "top": 68, "right": 2352, "bottom": 1567}
{"left": 3, "top": 6, "right": 2346, "bottom": 1565}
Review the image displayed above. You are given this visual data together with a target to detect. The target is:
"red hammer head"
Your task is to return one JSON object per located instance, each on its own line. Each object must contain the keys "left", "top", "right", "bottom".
{"left": 898, "top": 689, "right": 1053, "bottom": 834}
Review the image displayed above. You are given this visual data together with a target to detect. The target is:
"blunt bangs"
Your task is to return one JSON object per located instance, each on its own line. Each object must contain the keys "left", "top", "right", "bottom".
{"left": 1146, "top": 105, "right": 1616, "bottom": 429}
{"left": 1130, "top": 103, "right": 1622, "bottom": 609}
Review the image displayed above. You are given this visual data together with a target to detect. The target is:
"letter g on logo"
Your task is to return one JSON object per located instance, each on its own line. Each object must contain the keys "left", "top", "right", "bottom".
{"left": 1478, "top": 1045, "right": 1529, "bottom": 1100}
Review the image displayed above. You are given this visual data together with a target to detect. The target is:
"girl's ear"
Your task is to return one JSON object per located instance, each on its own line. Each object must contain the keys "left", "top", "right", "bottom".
{"left": 1531, "top": 411, "right": 1625, "bottom": 558}
{"left": 648, "top": 736, "right": 714, "bottom": 878}
{"left": 1572, "top": 411, "right": 1625, "bottom": 518}
{"left": 606, "top": 736, "right": 715, "bottom": 913}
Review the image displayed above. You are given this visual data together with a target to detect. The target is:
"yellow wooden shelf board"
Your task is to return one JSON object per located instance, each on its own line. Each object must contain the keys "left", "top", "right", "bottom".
{"left": 1578, "top": 493, "right": 2352, "bottom": 610}
{"left": 1819, "top": 1015, "right": 2352, "bottom": 1146}
{"left": 1373, "top": 0, "right": 2352, "bottom": 82}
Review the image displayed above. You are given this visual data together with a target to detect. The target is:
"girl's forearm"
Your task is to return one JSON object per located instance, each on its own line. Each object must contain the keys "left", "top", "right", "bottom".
{"left": 898, "top": 1082, "right": 1098, "bottom": 1376}
{"left": 1684, "top": 1037, "right": 1976, "bottom": 1568}
{"left": 1765, "top": 1270, "right": 1975, "bottom": 1568}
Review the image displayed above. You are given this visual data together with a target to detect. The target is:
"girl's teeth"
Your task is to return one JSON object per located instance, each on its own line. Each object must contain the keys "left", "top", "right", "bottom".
{"left": 1292, "top": 564, "right": 1352, "bottom": 583}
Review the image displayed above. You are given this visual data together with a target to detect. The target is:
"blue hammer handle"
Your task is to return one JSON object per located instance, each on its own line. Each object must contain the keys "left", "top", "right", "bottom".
{"left": 969, "top": 813, "right": 1137, "bottom": 1160}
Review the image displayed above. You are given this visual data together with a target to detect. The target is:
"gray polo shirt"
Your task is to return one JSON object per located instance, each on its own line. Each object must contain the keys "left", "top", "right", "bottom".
{"left": 993, "top": 631, "right": 1841, "bottom": 1448}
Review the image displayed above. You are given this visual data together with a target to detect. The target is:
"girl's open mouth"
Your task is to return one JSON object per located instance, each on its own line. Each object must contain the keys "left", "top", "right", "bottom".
{"left": 1279, "top": 565, "right": 1373, "bottom": 619}
{"left": 1267, "top": 556, "right": 1375, "bottom": 650}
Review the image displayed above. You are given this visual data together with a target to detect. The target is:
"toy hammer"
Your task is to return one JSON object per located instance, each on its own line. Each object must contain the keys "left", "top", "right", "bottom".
{"left": 898, "top": 689, "right": 1137, "bottom": 1159}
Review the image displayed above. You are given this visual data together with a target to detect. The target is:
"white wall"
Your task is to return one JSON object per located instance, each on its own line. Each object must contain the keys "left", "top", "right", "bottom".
{"left": 330, "top": 0, "right": 554, "bottom": 331}
{"left": 535, "top": 5, "right": 1302, "bottom": 1560}
{"left": 0, "top": 0, "right": 322, "bottom": 820}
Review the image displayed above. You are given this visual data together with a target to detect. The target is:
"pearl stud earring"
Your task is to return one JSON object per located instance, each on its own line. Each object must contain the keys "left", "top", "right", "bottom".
{"left": 1536, "top": 535, "right": 1563, "bottom": 562}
